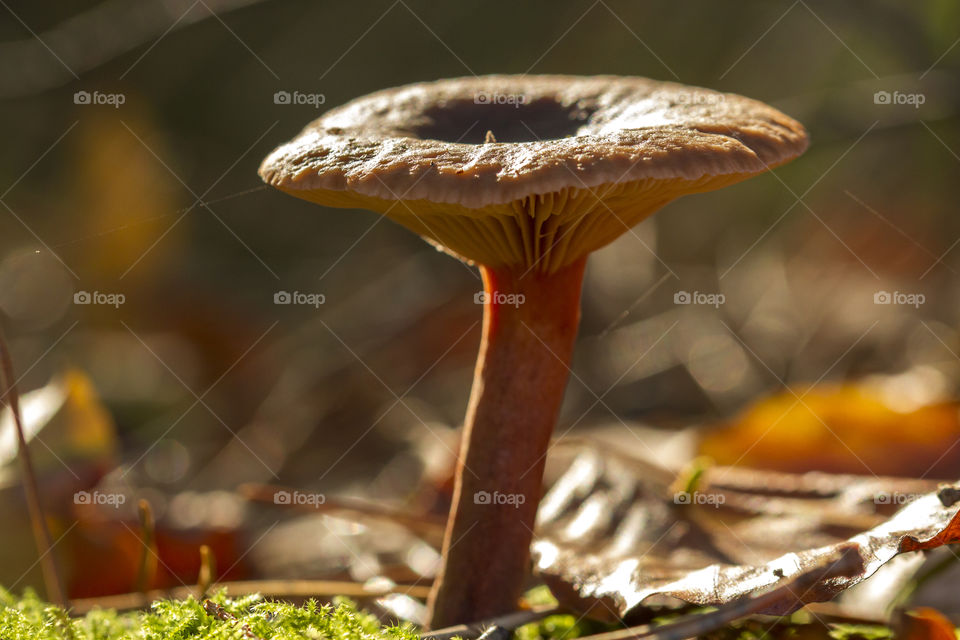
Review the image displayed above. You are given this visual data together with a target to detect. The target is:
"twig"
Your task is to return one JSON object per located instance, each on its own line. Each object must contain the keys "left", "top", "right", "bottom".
{"left": 198, "top": 545, "right": 216, "bottom": 597}
{"left": 239, "top": 483, "right": 446, "bottom": 542}
{"left": 701, "top": 466, "right": 937, "bottom": 501}
{"left": 68, "top": 579, "right": 433, "bottom": 615}
{"left": 803, "top": 602, "right": 889, "bottom": 625}
{"left": 572, "top": 546, "right": 863, "bottom": 640}
{"left": 134, "top": 499, "right": 157, "bottom": 594}
{"left": 421, "top": 605, "right": 562, "bottom": 640}
{"left": 0, "top": 326, "right": 66, "bottom": 607}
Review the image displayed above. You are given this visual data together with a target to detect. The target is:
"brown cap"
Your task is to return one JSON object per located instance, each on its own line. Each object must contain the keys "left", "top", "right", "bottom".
{"left": 260, "top": 75, "right": 808, "bottom": 272}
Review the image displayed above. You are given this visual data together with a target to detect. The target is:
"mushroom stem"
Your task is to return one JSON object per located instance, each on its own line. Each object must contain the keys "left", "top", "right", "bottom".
{"left": 428, "top": 256, "right": 587, "bottom": 628}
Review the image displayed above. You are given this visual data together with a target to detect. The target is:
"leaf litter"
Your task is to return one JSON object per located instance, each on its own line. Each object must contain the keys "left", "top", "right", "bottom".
{"left": 531, "top": 444, "right": 960, "bottom": 623}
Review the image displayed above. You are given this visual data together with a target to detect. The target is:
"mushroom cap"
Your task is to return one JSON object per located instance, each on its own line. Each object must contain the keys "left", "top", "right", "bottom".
{"left": 260, "top": 75, "right": 808, "bottom": 272}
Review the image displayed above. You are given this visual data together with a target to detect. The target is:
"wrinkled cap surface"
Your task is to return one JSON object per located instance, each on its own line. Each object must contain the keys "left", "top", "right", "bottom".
{"left": 260, "top": 75, "right": 808, "bottom": 272}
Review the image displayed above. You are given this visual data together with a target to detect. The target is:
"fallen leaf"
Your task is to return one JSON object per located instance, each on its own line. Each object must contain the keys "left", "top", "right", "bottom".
{"left": 698, "top": 384, "right": 960, "bottom": 477}
{"left": 895, "top": 608, "right": 956, "bottom": 640}
{"left": 567, "top": 547, "right": 862, "bottom": 640}
{"left": 532, "top": 446, "right": 960, "bottom": 621}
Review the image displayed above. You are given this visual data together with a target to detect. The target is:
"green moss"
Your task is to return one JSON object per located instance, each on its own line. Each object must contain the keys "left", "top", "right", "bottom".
{"left": 514, "top": 587, "right": 615, "bottom": 640}
{"left": 827, "top": 624, "right": 894, "bottom": 640}
{"left": 0, "top": 587, "right": 902, "bottom": 640}
{"left": 0, "top": 588, "right": 419, "bottom": 640}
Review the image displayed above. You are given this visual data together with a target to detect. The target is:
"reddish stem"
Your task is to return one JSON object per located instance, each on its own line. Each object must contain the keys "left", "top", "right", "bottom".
{"left": 427, "top": 256, "right": 587, "bottom": 628}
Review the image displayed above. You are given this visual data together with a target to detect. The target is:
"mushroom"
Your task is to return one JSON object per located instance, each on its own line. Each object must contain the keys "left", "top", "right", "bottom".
{"left": 259, "top": 75, "right": 808, "bottom": 628}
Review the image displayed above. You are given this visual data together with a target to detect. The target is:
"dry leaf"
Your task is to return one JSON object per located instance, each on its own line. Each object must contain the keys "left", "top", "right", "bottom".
{"left": 532, "top": 446, "right": 960, "bottom": 621}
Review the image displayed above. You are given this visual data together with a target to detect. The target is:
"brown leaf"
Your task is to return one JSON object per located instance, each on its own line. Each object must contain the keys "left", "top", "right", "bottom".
{"left": 532, "top": 446, "right": 960, "bottom": 621}
{"left": 566, "top": 547, "right": 862, "bottom": 640}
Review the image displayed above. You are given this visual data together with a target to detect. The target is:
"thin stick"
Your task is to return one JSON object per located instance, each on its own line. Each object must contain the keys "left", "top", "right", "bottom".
{"left": 421, "top": 605, "right": 562, "bottom": 640}
{"left": 197, "top": 544, "right": 216, "bottom": 597}
{"left": 0, "top": 327, "right": 66, "bottom": 607}
{"left": 803, "top": 602, "right": 888, "bottom": 625}
{"left": 239, "top": 483, "right": 446, "bottom": 543}
{"left": 134, "top": 499, "right": 157, "bottom": 594}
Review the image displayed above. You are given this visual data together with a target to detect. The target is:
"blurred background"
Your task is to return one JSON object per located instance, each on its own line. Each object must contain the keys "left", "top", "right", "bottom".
{"left": 0, "top": 0, "right": 959, "bottom": 606}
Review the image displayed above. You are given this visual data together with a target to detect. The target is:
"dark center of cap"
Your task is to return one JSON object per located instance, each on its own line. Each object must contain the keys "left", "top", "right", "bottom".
{"left": 413, "top": 97, "right": 593, "bottom": 144}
